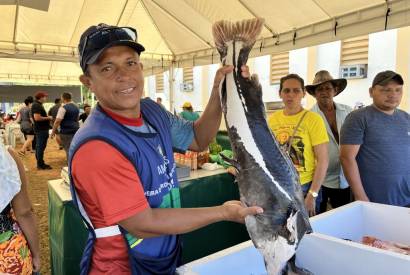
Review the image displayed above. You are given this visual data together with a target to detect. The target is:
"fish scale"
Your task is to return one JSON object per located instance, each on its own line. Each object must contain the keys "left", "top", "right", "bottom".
{"left": 212, "top": 18, "right": 313, "bottom": 275}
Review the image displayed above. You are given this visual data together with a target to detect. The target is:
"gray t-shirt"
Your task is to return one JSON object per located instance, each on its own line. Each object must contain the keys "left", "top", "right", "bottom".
{"left": 19, "top": 106, "right": 33, "bottom": 132}
{"left": 340, "top": 105, "right": 410, "bottom": 206}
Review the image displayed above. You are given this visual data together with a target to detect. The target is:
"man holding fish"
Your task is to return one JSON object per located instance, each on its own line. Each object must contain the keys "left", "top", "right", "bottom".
{"left": 68, "top": 23, "right": 263, "bottom": 275}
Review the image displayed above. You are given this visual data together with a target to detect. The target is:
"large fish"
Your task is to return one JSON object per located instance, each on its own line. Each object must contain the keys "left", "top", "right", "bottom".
{"left": 212, "top": 18, "right": 313, "bottom": 275}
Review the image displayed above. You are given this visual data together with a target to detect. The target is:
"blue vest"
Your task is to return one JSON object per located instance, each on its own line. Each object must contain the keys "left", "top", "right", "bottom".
{"left": 68, "top": 99, "right": 182, "bottom": 275}
{"left": 60, "top": 103, "right": 80, "bottom": 134}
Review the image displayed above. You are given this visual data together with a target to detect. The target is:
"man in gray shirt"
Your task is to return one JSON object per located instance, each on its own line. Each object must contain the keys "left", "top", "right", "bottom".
{"left": 340, "top": 71, "right": 410, "bottom": 207}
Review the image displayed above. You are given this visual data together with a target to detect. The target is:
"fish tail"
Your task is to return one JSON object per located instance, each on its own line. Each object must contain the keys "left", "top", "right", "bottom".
{"left": 212, "top": 18, "right": 264, "bottom": 53}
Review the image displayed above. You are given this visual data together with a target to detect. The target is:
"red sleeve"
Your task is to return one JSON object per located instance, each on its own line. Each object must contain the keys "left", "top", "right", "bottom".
{"left": 71, "top": 140, "right": 148, "bottom": 227}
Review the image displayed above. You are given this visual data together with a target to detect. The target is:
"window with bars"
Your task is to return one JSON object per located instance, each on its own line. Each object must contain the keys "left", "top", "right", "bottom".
{"left": 340, "top": 35, "right": 369, "bottom": 65}
{"left": 340, "top": 35, "right": 369, "bottom": 79}
{"left": 183, "top": 67, "right": 194, "bottom": 85}
{"left": 156, "top": 73, "right": 164, "bottom": 93}
{"left": 181, "top": 67, "right": 194, "bottom": 92}
{"left": 270, "top": 52, "right": 289, "bottom": 85}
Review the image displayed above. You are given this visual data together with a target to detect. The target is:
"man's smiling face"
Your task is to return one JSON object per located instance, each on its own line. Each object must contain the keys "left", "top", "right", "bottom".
{"left": 80, "top": 45, "right": 144, "bottom": 117}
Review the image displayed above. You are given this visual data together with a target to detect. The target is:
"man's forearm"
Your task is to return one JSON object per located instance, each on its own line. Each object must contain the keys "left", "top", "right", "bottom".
{"left": 192, "top": 86, "right": 222, "bottom": 150}
{"left": 151, "top": 206, "right": 224, "bottom": 235}
{"left": 310, "top": 159, "right": 328, "bottom": 193}
{"left": 34, "top": 115, "right": 50, "bottom": 122}
{"left": 340, "top": 158, "right": 368, "bottom": 201}
{"left": 52, "top": 119, "right": 62, "bottom": 134}
{"left": 120, "top": 201, "right": 262, "bottom": 239}
{"left": 120, "top": 206, "right": 225, "bottom": 238}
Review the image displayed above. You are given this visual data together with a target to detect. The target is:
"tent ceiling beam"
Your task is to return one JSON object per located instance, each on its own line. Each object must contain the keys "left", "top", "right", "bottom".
{"left": 173, "top": 0, "right": 410, "bottom": 67}
{"left": 47, "top": 61, "right": 54, "bottom": 80}
{"left": 140, "top": 0, "right": 176, "bottom": 56}
{"left": 68, "top": 0, "right": 87, "bottom": 45}
{"left": 0, "top": 72, "right": 79, "bottom": 82}
{"left": 237, "top": 0, "right": 278, "bottom": 37}
{"left": 12, "top": 0, "right": 19, "bottom": 43}
{"left": 311, "top": 0, "right": 332, "bottom": 18}
{"left": 116, "top": 0, "right": 130, "bottom": 26}
{"left": 149, "top": 0, "right": 213, "bottom": 48}
{"left": 0, "top": 41, "right": 173, "bottom": 63}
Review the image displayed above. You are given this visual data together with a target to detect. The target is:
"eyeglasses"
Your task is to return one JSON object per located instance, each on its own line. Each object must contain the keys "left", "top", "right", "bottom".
{"left": 80, "top": 27, "right": 137, "bottom": 70}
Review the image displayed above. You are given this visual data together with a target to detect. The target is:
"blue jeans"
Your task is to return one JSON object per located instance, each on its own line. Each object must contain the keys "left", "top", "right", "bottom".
{"left": 301, "top": 182, "right": 322, "bottom": 214}
{"left": 35, "top": 130, "right": 49, "bottom": 166}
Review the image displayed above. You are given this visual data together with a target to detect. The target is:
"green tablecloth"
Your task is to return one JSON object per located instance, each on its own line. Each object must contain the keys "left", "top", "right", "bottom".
{"left": 179, "top": 172, "right": 249, "bottom": 263}
{"left": 216, "top": 131, "right": 232, "bottom": 151}
{"left": 48, "top": 181, "right": 88, "bottom": 275}
{"left": 48, "top": 171, "right": 250, "bottom": 275}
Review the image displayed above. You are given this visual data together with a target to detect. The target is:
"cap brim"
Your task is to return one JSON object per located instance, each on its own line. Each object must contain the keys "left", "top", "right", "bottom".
{"left": 86, "top": 40, "right": 145, "bottom": 66}
{"left": 375, "top": 74, "right": 404, "bottom": 87}
{"left": 306, "top": 79, "right": 347, "bottom": 97}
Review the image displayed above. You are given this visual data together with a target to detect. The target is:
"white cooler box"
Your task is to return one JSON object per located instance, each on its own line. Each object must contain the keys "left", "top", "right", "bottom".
{"left": 177, "top": 201, "right": 410, "bottom": 275}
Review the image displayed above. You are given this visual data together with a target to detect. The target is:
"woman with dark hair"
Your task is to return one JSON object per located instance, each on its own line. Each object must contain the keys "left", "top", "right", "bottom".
{"left": 0, "top": 143, "right": 40, "bottom": 274}
{"left": 268, "top": 74, "right": 329, "bottom": 216}
{"left": 17, "top": 97, "right": 35, "bottom": 156}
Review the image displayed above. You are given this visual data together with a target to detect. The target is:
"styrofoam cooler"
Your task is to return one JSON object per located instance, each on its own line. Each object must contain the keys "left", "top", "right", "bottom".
{"left": 177, "top": 201, "right": 410, "bottom": 275}
{"left": 296, "top": 201, "right": 410, "bottom": 275}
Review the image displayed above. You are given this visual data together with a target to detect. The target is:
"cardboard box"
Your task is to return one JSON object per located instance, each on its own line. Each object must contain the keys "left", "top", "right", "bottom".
{"left": 177, "top": 202, "right": 410, "bottom": 275}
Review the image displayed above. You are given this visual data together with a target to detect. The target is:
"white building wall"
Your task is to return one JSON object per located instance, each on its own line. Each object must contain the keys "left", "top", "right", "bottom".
{"left": 144, "top": 75, "right": 156, "bottom": 100}
{"left": 334, "top": 29, "right": 397, "bottom": 108}
{"left": 172, "top": 66, "right": 203, "bottom": 113}
{"left": 316, "top": 41, "right": 341, "bottom": 80}
{"left": 167, "top": 29, "right": 402, "bottom": 114}
{"left": 289, "top": 48, "right": 309, "bottom": 80}
{"left": 289, "top": 48, "right": 309, "bottom": 106}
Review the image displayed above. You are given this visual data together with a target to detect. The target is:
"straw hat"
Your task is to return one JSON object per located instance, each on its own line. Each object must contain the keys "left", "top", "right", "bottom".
{"left": 305, "top": 70, "right": 347, "bottom": 96}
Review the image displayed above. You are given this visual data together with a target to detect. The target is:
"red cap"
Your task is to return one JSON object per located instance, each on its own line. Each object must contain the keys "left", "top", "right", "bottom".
{"left": 34, "top": 91, "right": 48, "bottom": 100}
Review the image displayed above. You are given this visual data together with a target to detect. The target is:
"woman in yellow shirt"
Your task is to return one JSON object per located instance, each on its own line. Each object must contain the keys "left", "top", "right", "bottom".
{"left": 268, "top": 74, "right": 329, "bottom": 216}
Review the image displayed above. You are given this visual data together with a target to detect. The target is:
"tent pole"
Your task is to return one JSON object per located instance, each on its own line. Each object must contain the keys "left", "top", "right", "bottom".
{"left": 169, "top": 62, "right": 175, "bottom": 113}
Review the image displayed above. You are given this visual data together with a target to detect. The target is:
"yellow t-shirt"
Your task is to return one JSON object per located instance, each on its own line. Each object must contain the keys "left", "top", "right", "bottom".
{"left": 268, "top": 110, "right": 328, "bottom": 184}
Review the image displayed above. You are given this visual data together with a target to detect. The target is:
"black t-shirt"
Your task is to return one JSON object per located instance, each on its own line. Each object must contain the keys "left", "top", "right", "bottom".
{"left": 48, "top": 104, "right": 61, "bottom": 119}
{"left": 31, "top": 100, "right": 50, "bottom": 132}
{"left": 79, "top": 112, "right": 88, "bottom": 123}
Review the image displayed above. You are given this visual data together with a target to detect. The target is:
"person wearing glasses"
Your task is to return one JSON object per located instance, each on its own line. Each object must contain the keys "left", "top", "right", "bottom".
{"left": 267, "top": 74, "right": 329, "bottom": 217}
{"left": 69, "top": 23, "right": 262, "bottom": 275}
{"left": 340, "top": 71, "right": 410, "bottom": 207}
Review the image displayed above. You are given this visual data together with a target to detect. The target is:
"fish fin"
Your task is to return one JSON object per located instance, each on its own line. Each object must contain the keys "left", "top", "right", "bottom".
{"left": 212, "top": 18, "right": 264, "bottom": 52}
{"left": 286, "top": 255, "right": 314, "bottom": 275}
{"left": 219, "top": 152, "right": 240, "bottom": 170}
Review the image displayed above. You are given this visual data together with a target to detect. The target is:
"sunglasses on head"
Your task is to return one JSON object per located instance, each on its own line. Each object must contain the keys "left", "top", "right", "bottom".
{"left": 80, "top": 26, "right": 137, "bottom": 70}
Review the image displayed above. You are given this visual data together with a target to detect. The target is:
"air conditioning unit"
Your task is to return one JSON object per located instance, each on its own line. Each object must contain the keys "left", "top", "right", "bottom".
{"left": 340, "top": 64, "right": 367, "bottom": 79}
{"left": 180, "top": 82, "right": 194, "bottom": 92}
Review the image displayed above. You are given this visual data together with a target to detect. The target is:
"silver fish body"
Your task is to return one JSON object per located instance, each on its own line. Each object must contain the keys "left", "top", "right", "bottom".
{"left": 212, "top": 19, "right": 313, "bottom": 275}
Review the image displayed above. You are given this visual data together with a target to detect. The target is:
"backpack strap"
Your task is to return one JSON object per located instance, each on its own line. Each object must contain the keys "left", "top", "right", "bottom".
{"left": 286, "top": 110, "right": 309, "bottom": 154}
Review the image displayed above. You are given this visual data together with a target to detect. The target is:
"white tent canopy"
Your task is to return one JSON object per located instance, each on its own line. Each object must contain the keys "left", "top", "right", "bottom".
{"left": 0, "top": 0, "right": 410, "bottom": 85}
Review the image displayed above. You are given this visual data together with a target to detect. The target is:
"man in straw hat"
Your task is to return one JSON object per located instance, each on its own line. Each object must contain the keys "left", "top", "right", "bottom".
{"left": 340, "top": 70, "right": 410, "bottom": 207}
{"left": 307, "top": 70, "right": 352, "bottom": 212}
